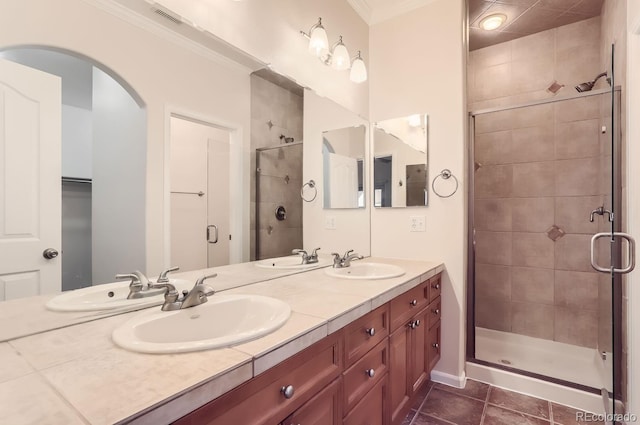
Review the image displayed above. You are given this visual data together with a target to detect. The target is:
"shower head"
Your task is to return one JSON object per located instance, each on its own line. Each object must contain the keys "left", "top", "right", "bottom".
{"left": 575, "top": 72, "right": 609, "bottom": 92}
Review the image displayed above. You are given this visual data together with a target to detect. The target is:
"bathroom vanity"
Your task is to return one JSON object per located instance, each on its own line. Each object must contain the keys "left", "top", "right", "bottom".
{"left": 0, "top": 258, "right": 443, "bottom": 425}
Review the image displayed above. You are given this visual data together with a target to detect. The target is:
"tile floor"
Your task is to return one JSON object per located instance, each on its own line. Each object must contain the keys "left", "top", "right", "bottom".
{"left": 403, "top": 380, "right": 604, "bottom": 425}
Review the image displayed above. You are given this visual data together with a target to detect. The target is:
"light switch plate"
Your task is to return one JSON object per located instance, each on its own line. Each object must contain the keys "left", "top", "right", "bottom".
{"left": 325, "top": 216, "right": 337, "bottom": 230}
{"left": 410, "top": 216, "right": 426, "bottom": 232}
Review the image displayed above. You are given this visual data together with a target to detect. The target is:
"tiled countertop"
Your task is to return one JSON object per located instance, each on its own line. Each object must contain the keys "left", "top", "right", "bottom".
{"left": 0, "top": 257, "right": 444, "bottom": 425}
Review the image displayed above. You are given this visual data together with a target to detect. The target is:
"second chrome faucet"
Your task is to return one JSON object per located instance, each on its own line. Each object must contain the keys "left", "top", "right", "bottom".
{"left": 151, "top": 273, "right": 217, "bottom": 311}
{"left": 331, "top": 250, "right": 364, "bottom": 268}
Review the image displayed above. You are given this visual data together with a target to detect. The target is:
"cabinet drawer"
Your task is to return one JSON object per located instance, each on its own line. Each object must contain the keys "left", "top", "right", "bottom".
{"left": 343, "top": 304, "right": 389, "bottom": 368}
{"left": 428, "top": 323, "right": 441, "bottom": 372}
{"left": 429, "top": 274, "right": 442, "bottom": 303}
{"left": 390, "top": 281, "right": 429, "bottom": 331}
{"left": 283, "top": 378, "right": 341, "bottom": 425}
{"left": 175, "top": 332, "right": 342, "bottom": 425}
{"left": 428, "top": 297, "right": 441, "bottom": 329}
{"left": 343, "top": 339, "right": 388, "bottom": 414}
{"left": 343, "top": 375, "right": 386, "bottom": 425}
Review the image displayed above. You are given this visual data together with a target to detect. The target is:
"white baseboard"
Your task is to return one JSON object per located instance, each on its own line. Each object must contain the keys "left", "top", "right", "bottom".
{"left": 466, "top": 361, "right": 605, "bottom": 414}
{"left": 431, "top": 369, "right": 466, "bottom": 389}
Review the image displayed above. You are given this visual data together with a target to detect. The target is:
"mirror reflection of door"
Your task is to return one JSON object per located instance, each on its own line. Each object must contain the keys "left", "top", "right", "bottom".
{"left": 374, "top": 156, "right": 393, "bottom": 207}
{"left": 0, "top": 48, "right": 146, "bottom": 299}
{"left": 169, "top": 116, "right": 231, "bottom": 272}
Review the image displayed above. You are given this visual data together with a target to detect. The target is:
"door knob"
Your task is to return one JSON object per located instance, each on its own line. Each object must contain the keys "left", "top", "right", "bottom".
{"left": 43, "top": 248, "right": 59, "bottom": 259}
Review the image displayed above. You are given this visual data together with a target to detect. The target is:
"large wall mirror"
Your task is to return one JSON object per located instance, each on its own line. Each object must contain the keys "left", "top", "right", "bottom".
{"left": 373, "top": 114, "right": 429, "bottom": 208}
{"left": 322, "top": 125, "right": 366, "bottom": 209}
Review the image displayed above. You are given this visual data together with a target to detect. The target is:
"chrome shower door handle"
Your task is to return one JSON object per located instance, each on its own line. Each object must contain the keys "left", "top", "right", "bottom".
{"left": 590, "top": 232, "right": 636, "bottom": 274}
{"left": 207, "top": 225, "right": 219, "bottom": 244}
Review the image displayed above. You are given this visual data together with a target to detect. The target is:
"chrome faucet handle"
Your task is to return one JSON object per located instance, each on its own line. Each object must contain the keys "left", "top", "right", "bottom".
{"left": 132, "top": 270, "right": 151, "bottom": 287}
{"left": 310, "top": 247, "right": 321, "bottom": 257}
{"left": 331, "top": 253, "right": 343, "bottom": 268}
{"left": 181, "top": 274, "right": 217, "bottom": 309}
{"left": 115, "top": 273, "right": 139, "bottom": 285}
{"left": 195, "top": 273, "right": 217, "bottom": 287}
{"left": 116, "top": 273, "right": 144, "bottom": 298}
{"left": 148, "top": 282, "right": 180, "bottom": 310}
{"left": 343, "top": 249, "right": 354, "bottom": 259}
{"left": 157, "top": 266, "right": 179, "bottom": 283}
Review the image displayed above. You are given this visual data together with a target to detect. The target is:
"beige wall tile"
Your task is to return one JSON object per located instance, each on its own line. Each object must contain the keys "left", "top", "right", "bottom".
{"left": 555, "top": 16, "right": 601, "bottom": 51}
{"left": 512, "top": 161, "right": 555, "bottom": 197}
{"left": 475, "top": 109, "right": 513, "bottom": 134}
{"left": 475, "top": 164, "right": 513, "bottom": 198}
{"left": 511, "top": 267, "right": 554, "bottom": 304}
{"left": 475, "top": 63, "right": 512, "bottom": 101}
{"left": 475, "top": 199, "right": 512, "bottom": 232}
{"left": 555, "top": 234, "right": 593, "bottom": 272}
{"left": 511, "top": 29, "right": 555, "bottom": 62}
{"left": 555, "top": 44, "right": 601, "bottom": 91}
{"left": 476, "top": 231, "right": 512, "bottom": 266}
{"left": 476, "top": 298, "right": 511, "bottom": 332}
{"left": 475, "top": 130, "right": 512, "bottom": 165}
{"left": 511, "top": 197, "right": 554, "bottom": 232}
{"left": 512, "top": 232, "right": 555, "bottom": 268}
{"left": 555, "top": 157, "right": 600, "bottom": 196}
{"left": 511, "top": 103, "right": 554, "bottom": 129}
{"left": 475, "top": 263, "right": 511, "bottom": 301}
{"left": 472, "top": 41, "right": 512, "bottom": 68}
{"left": 511, "top": 125, "right": 554, "bottom": 163}
{"left": 555, "top": 119, "right": 600, "bottom": 159}
{"left": 555, "top": 96, "right": 600, "bottom": 123}
{"left": 512, "top": 302, "right": 554, "bottom": 339}
{"left": 555, "top": 307, "right": 598, "bottom": 347}
{"left": 512, "top": 58, "right": 555, "bottom": 94}
{"left": 554, "top": 270, "right": 599, "bottom": 310}
{"left": 555, "top": 196, "right": 601, "bottom": 234}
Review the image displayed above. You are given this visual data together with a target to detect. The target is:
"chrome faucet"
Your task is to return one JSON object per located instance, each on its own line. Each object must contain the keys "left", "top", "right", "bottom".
{"left": 331, "top": 250, "right": 364, "bottom": 268}
{"left": 157, "top": 266, "right": 179, "bottom": 283}
{"left": 292, "top": 247, "right": 321, "bottom": 264}
{"left": 116, "top": 270, "right": 153, "bottom": 299}
{"left": 150, "top": 274, "right": 217, "bottom": 311}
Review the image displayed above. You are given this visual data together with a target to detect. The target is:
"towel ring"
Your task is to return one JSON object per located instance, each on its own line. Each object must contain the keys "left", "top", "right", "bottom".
{"left": 431, "top": 169, "right": 458, "bottom": 198}
{"left": 301, "top": 180, "right": 317, "bottom": 202}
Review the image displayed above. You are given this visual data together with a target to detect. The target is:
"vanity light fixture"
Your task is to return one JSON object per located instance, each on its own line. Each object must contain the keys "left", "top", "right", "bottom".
{"left": 301, "top": 17, "right": 329, "bottom": 57}
{"left": 479, "top": 13, "right": 506, "bottom": 31}
{"left": 407, "top": 114, "right": 422, "bottom": 128}
{"left": 300, "top": 17, "right": 367, "bottom": 83}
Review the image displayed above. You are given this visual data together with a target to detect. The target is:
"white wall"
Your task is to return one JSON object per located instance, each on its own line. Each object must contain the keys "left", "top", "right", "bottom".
{"left": 626, "top": 0, "right": 640, "bottom": 416}
{"left": 150, "top": 0, "right": 369, "bottom": 117}
{"left": 61, "top": 105, "right": 92, "bottom": 179}
{"left": 369, "top": 0, "right": 467, "bottom": 383}
{"left": 303, "top": 90, "right": 370, "bottom": 256}
{"left": 92, "top": 68, "right": 146, "bottom": 284}
{"left": 0, "top": 0, "right": 252, "bottom": 276}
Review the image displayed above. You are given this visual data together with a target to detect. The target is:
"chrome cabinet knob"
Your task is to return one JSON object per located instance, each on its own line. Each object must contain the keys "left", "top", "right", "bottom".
{"left": 42, "top": 248, "right": 59, "bottom": 260}
{"left": 410, "top": 299, "right": 418, "bottom": 307}
{"left": 281, "top": 385, "right": 295, "bottom": 399}
{"left": 414, "top": 319, "right": 421, "bottom": 327}
{"left": 432, "top": 343, "right": 439, "bottom": 349}
{"left": 365, "top": 327, "right": 375, "bottom": 337}
{"left": 433, "top": 309, "right": 440, "bottom": 315}
{"left": 366, "top": 368, "right": 375, "bottom": 378}
{"left": 409, "top": 321, "right": 416, "bottom": 329}
{"left": 433, "top": 283, "right": 440, "bottom": 290}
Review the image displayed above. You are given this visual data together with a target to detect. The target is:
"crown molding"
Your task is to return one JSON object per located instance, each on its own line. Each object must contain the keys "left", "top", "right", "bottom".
{"left": 79, "top": 0, "right": 264, "bottom": 74}
{"left": 346, "top": 0, "right": 373, "bottom": 24}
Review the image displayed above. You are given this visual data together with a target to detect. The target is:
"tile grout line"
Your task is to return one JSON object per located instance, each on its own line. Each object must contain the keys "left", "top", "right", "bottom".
{"left": 549, "top": 400, "right": 554, "bottom": 424}
{"left": 479, "top": 386, "right": 492, "bottom": 425}
{"left": 485, "top": 400, "right": 553, "bottom": 422}
{"left": 409, "top": 382, "right": 435, "bottom": 425}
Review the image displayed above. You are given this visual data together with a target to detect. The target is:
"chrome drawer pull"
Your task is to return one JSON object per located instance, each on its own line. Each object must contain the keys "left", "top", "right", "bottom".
{"left": 432, "top": 343, "right": 439, "bottom": 349}
{"left": 366, "top": 368, "right": 375, "bottom": 378}
{"left": 365, "top": 327, "right": 375, "bottom": 337}
{"left": 433, "top": 283, "right": 440, "bottom": 290}
{"left": 433, "top": 309, "right": 440, "bottom": 315}
{"left": 281, "top": 385, "right": 295, "bottom": 399}
{"left": 410, "top": 299, "right": 418, "bottom": 306}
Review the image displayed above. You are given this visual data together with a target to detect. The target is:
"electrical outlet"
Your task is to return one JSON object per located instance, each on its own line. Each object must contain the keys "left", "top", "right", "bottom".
{"left": 325, "top": 216, "right": 337, "bottom": 230}
{"left": 410, "top": 216, "right": 426, "bottom": 232}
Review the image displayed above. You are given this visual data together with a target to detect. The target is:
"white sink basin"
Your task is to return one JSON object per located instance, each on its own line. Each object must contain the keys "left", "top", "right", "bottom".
{"left": 324, "top": 262, "right": 405, "bottom": 280}
{"left": 45, "top": 279, "right": 192, "bottom": 312}
{"left": 255, "top": 255, "right": 329, "bottom": 270}
{"left": 112, "top": 294, "right": 291, "bottom": 354}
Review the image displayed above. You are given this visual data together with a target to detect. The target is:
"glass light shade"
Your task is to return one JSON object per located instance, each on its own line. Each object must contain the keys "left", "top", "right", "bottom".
{"left": 308, "top": 26, "right": 329, "bottom": 57}
{"left": 331, "top": 42, "right": 351, "bottom": 71}
{"left": 479, "top": 14, "right": 506, "bottom": 31}
{"left": 350, "top": 56, "right": 367, "bottom": 83}
{"left": 407, "top": 114, "right": 422, "bottom": 127}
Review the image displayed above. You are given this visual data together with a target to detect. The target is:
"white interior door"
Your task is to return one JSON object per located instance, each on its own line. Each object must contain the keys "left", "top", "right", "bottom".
{"left": 207, "top": 133, "right": 230, "bottom": 267}
{"left": 0, "top": 59, "right": 61, "bottom": 300}
{"left": 327, "top": 152, "right": 358, "bottom": 208}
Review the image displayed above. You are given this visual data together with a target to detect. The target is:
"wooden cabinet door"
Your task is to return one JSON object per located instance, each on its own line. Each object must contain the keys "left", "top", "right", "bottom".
{"left": 343, "top": 376, "right": 386, "bottom": 425}
{"left": 428, "top": 323, "right": 441, "bottom": 371}
{"left": 389, "top": 325, "right": 410, "bottom": 425}
{"left": 409, "top": 308, "right": 429, "bottom": 394}
{"left": 283, "top": 378, "right": 341, "bottom": 425}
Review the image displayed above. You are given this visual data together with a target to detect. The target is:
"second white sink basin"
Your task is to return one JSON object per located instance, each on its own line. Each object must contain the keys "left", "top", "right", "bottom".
{"left": 112, "top": 294, "right": 291, "bottom": 354}
{"left": 255, "top": 255, "right": 329, "bottom": 270}
{"left": 45, "top": 279, "right": 192, "bottom": 312}
{"left": 325, "top": 262, "right": 405, "bottom": 280}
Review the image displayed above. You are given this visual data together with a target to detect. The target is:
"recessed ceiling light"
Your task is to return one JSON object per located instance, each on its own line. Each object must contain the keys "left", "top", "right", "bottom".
{"left": 479, "top": 13, "right": 506, "bottom": 31}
